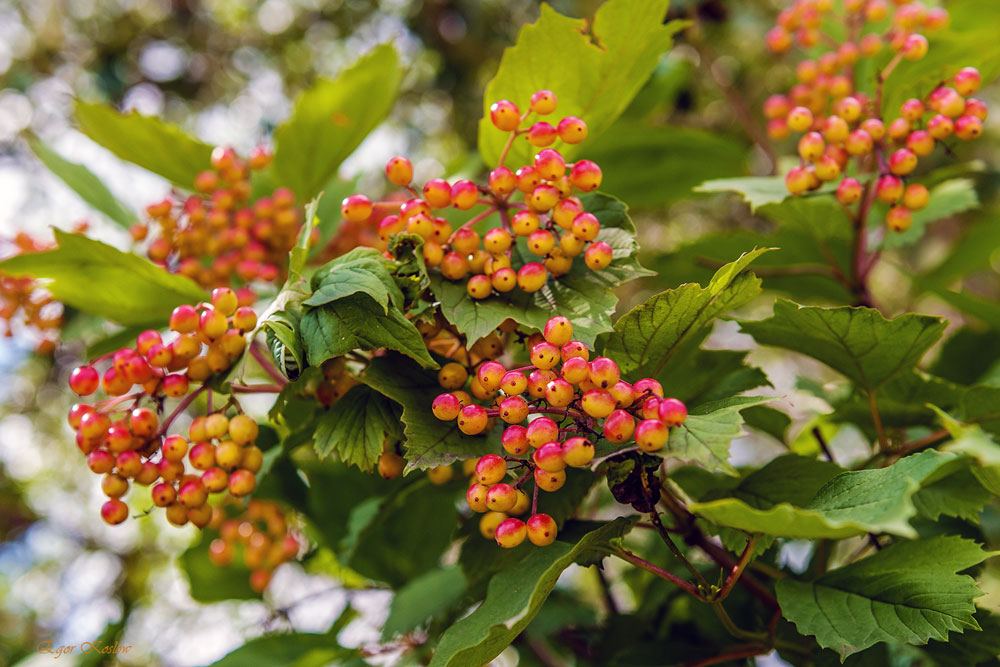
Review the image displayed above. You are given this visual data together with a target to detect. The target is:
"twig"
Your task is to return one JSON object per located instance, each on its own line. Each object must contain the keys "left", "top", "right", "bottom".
{"left": 650, "top": 511, "right": 712, "bottom": 592}
{"left": 716, "top": 535, "right": 761, "bottom": 602}
{"left": 153, "top": 384, "right": 207, "bottom": 439}
{"left": 231, "top": 384, "right": 285, "bottom": 394}
{"left": 868, "top": 389, "right": 888, "bottom": 451}
{"left": 250, "top": 341, "right": 289, "bottom": 385}
{"left": 683, "top": 645, "right": 769, "bottom": 667}
{"left": 595, "top": 567, "right": 619, "bottom": 616}
{"left": 611, "top": 548, "right": 702, "bottom": 599}
{"left": 812, "top": 426, "right": 835, "bottom": 462}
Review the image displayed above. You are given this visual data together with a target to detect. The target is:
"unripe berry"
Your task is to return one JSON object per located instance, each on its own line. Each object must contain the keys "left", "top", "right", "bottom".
{"left": 517, "top": 262, "right": 548, "bottom": 292}
{"left": 164, "top": 371, "right": 191, "bottom": 397}
{"left": 527, "top": 417, "right": 559, "bottom": 449}
{"left": 902, "top": 184, "right": 930, "bottom": 210}
{"left": 476, "top": 361, "right": 506, "bottom": 393}
{"left": 101, "top": 499, "right": 129, "bottom": 525}
{"left": 164, "top": 502, "right": 188, "bottom": 526}
{"left": 480, "top": 511, "right": 508, "bottom": 539}
{"left": 584, "top": 241, "right": 613, "bottom": 270}
{"left": 834, "top": 177, "right": 863, "bottom": 206}
{"left": 500, "top": 395, "right": 530, "bottom": 423}
{"left": 151, "top": 482, "right": 176, "bottom": 507}
{"left": 422, "top": 179, "right": 452, "bottom": 209}
{"left": 560, "top": 233, "right": 586, "bottom": 257}
{"left": 450, "top": 180, "right": 478, "bottom": 210}
{"left": 486, "top": 483, "right": 518, "bottom": 512}
{"left": 925, "top": 7, "right": 949, "bottom": 30}
{"left": 888, "top": 148, "right": 918, "bottom": 176}
{"left": 657, "top": 398, "right": 688, "bottom": 426}
{"left": 822, "top": 116, "right": 849, "bottom": 144}
{"left": 845, "top": 129, "right": 874, "bottom": 156}
{"left": 886, "top": 205, "right": 913, "bottom": 232}
{"left": 767, "top": 118, "right": 790, "bottom": 141}
{"left": 569, "top": 160, "right": 602, "bottom": 192}
{"left": 162, "top": 434, "right": 189, "bottom": 462}
{"left": 495, "top": 517, "right": 527, "bottom": 548}
{"left": 530, "top": 90, "right": 558, "bottom": 115}
{"left": 527, "top": 369, "right": 556, "bottom": 399}
{"left": 766, "top": 26, "right": 792, "bottom": 53}
{"left": 533, "top": 442, "right": 566, "bottom": 472}
{"left": 557, "top": 116, "right": 588, "bottom": 143}
{"left": 432, "top": 393, "right": 462, "bottom": 420}
{"left": 561, "top": 355, "right": 590, "bottom": 384}
{"left": 202, "top": 467, "right": 228, "bottom": 492}
{"left": 603, "top": 407, "right": 638, "bottom": 445}
{"left": 786, "top": 106, "right": 813, "bottom": 132}
{"left": 560, "top": 340, "right": 590, "bottom": 362}
{"left": 188, "top": 442, "right": 216, "bottom": 470}
{"left": 876, "top": 174, "right": 904, "bottom": 204}
{"left": 797, "top": 132, "right": 825, "bottom": 162}
{"left": 609, "top": 381, "right": 637, "bottom": 408}
{"left": 482, "top": 228, "right": 512, "bottom": 255}
{"left": 587, "top": 357, "right": 619, "bottom": 389}
{"left": 78, "top": 410, "right": 110, "bottom": 440}
{"left": 571, "top": 212, "right": 600, "bottom": 241}
{"left": 581, "top": 389, "right": 616, "bottom": 418}
{"left": 509, "top": 210, "right": 540, "bottom": 237}
{"left": 634, "top": 378, "right": 664, "bottom": 398}
{"left": 489, "top": 166, "right": 516, "bottom": 195}
{"left": 544, "top": 378, "right": 575, "bottom": 407}
{"left": 385, "top": 156, "right": 413, "bottom": 186}
{"left": 158, "top": 458, "right": 184, "bottom": 483}
{"left": 540, "top": 317, "right": 572, "bottom": 348}
{"left": 528, "top": 229, "right": 556, "bottom": 255}
{"left": 527, "top": 121, "right": 558, "bottom": 147}
{"left": 179, "top": 479, "right": 208, "bottom": 508}
{"left": 534, "top": 148, "right": 566, "bottom": 180}
{"left": 490, "top": 100, "right": 521, "bottom": 131}
{"left": 526, "top": 513, "right": 557, "bottom": 546}
{"left": 87, "top": 450, "right": 115, "bottom": 474}
{"left": 932, "top": 87, "right": 966, "bottom": 118}
{"left": 227, "top": 469, "right": 256, "bottom": 496}
{"left": 102, "top": 473, "right": 129, "bottom": 498}
{"left": 906, "top": 130, "right": 935, "bottom": 157}
{"left": 955, "top": 115, "right": 984, "bottom": 140}
{"left": 964, "top": 98, "right": 988, "bottom": 121}
{"left": 216, "top": 440, "right": 244, "bottom": 469}
{"left": 534, "top": 467, "right": 566, "bottom": 492}
{"left": 458, "top": 404, "right": 489, "bottom": 435}
{"left": 528, "top": 184, "right": 560, "bottom": 213}
{"left": 861, "top": 118, "right": 885, "bottom": 141}
{"left": 170, "top": 304, "right": 199, "bottom": 333}
{"left": 500, "top": 371, "right": 528, "bottom": 396}
{"left": 341, "top": 194, "right": 372, "bottom": 222}
{"left": 466, "top": 274, "right": 492, "bottom": 299}
{"left": 785, "top": 166, "right": 812, "bottom": 195}
{"left": 635, "top": 419, "right": 670, "bottom": 452}
{"left": 763, "top": 95, "right": 791, "bottom": 119}
{"left": 476, "top": 454, "right": 507, "bottom": 485}
{"left": 562, "top": 437, "right": 595, "bottom": 467}
{"left": 529, "top": 342, "right": 559, "bottom": 370}
{"left": 927, "top": 114, "right": 955, "bottom": 139}
{"left": 467, "top": 483, "right": 490, "bottom": 512}
{"left": 502, "top": 425, "right": 530, "bottom": 455}
{"left": 228, "top": 414, "right": 258, "bottom": 445}
{"left": 902, "top": 33, "right": 928, "bottom": 60}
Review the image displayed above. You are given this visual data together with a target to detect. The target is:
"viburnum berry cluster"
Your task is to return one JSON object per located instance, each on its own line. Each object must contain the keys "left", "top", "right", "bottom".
{"left": 132, "top": 146, "right": 302, "bottom": 286}
{"left": 0, "top": 233, "right": 63, "bottom": 353}
{"left": 431, "top": 315, "right": 687, "bottom": 549}
{"left": 208, "top": 499, "right": 301, "bottom": 593}
{"left": 764, "top": 1, "right": 988, "bottom": 232}
{"left": 66, "top": 287, "right": 263, "bottom": 526}
{"left": 339, "top": 89, "right": 611, "bottom": 300}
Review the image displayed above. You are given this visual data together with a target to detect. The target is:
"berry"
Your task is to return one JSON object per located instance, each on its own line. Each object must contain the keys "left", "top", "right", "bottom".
{"left": 502, "top": 425, "right": 530, "bottom": 455}
{"left": 544, "top": 378, "right": 575, "bottom": 407}
{"left": 786, "top": 106, "right": 813, "bottom": 132}
{"left": 836, "top": 178, "right": 864, "bottom": 205}
{"left": 562, "top": 437, "right": 595, "bottom": 467}
{"left": 486, "top": 483, "right": 518, "bottom": 512}
{"left": 534, "top": 467, "right": 566, "bottom": 492}
{"left": 902, "top": 34, "right": 928, "bottom": 60}
{"left": 635, "top": 419, "right": 670, "bottom": 452}
{"left": 533, "top": 442, "right": 566, "bottom": 472}
{"left": 584, "top": 242, "right": 613, "bottom": 270}
{"left": 886, "top": 206, "right": 913, "bottom": 232}
{"left": 178, "top": 479, "right": 208, "bottom": 508}
{"left": 557, "top": 116, "right": 588, "bottom": 143}
{"left": 385, "top": 156, "right": 413, "bottom": 186}
{"left": 489, "top": 167, "right": 517, "bottom": 195}
{"left": 423, "top": 179, "right": 452, "bottom": 209}
{"left": 517, "top": 263, "right": 547, "bottom": 292}
{"left": 955, "top": 115, "right": 983, "bottom": 140}
{"left": 530, "top": 90, "right": 558, "bottom": 115}
{"left": 875, "top": 175, "right": 904, "bottom": 204}
{"left": 500, "top": 371, "right": 528, "bottom": 396}
{"left": 101, "top": 499, "right": 129, "bottom": 525}
{"left": 500, "top": 395, "right": 530, "bottom": 423}
{"left": 526, "top": 417, "right": 559, "bottom": 448}
{"left": 657, "top": 398, "right": 688, "bottom": 426}
{"left": 902, "top": 184, "right": 930, "bottom": 210}
{"left": 477, "top": 361, "right": 506, "bottom": 392}
{"left": 467, "top": 483, "right": 490, "bottom": 512}
{"left": 69, "top": 366, "right": 100, "bottom": 396}
{"left": 526, "top": 513, "right": 557, "bottom": 546}
{"left": 602, "top": 409, "right": 636, "bottom": 444}
{"left": 341, "top": 194, "right": 373, "bottom": 222}
{"left": 438, "top": 362, "right": 468, "bottom": 390}
{"left": 432, "top": 393, "right": 462, "bottom": 420}
{"left": 476, "top": 454, "right": 507, "bottom": 485}
{"left": 569, "top": 160, "right": 602, "bottom": 192}
{"left": 451, "top": 180, "right": 479, "bottom": 210}
{"left": 530, "top": 342, "right": 560, "bottom": 370}
{"left": 490, "top": 100, "right": 521, "bottom": 131}
{"left": 588, "top": 357, "right": 620, "bottom": 389}
{"left": 561, "top": 355, "right": 589, "bottom": 384}
{"left": 581, "top": 389, "right": 615, "bottom": 418}
{"left": 479, "top": 511, "right": 508, "bottom": 539}
{"left": 526, "top": 122, "right": 557, "bottom": 147}
{"left": 458, "top": 404, "right": 489, "bottom": 435}
{"left": 229, "top": 415, "right": 259, "bottom": 445}
{"left": 495, "top": 518, "right": 527, "bottom": 548}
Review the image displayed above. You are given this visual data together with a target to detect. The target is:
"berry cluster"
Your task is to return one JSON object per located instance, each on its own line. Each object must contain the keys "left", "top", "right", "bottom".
{"left": 764, "top": 1, "right": 988, "bottom": 231}
{"left": 339, "top": 89, "right": 612, "bottom": 301}
{"left": 66, "top": 287, "right": 260, "bottom": 526}
{"left": 431, "top": 316, "right": 688, "bottom": 549}
{"left": 208, "top": 499, "right": 301, "bottom": 593}
{"left": 0, "top": 233, "right": 62, "bottom": 353}
{"left": 133, "top": 146, "right": 301, "bottom": 287}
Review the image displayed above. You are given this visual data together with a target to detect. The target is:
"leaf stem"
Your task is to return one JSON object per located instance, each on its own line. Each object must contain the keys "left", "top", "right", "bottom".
{"left": 154, "top": 384, "right": 207, "bottom": 439}
{"left": 812, "top": 426, "right": 835, "bottom": 462}
{"left": 868, "top": 388, "right": 888, "bottom": 451}
{"left": 231, "top": 383, "right": 285, "bottom": 394}
{"left": 449, "top": 206, "right": 498, "bottom": 239}
{"left": 611, "top": 547, "right": 703, "bottom": 599}
{"left": 650, "top": 510, "right": 712, "bottom": 592}
{"left": 716, "top": 534, "right": 762, "bottom": 602}
{"left": 250, "top": 341, "right": 289, "bottom": 386}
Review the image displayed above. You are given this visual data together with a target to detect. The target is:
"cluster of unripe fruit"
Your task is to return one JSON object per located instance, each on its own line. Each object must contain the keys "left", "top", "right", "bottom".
{"left": 208, "top": 499, "right": 301, "bottom": 593}
{"left": 66, "top": 287, "right": 260, "bottom": 526}
{"left": 764, "top": 1, "right": 988, "bottom": 232}
{"left": 431, "top": 316, "right": 688, "bottom": 548}
{"left": 131, "top": 146, "right": 301, "bottom": 287}
{"left": 337, "top": 89, "right": 611, "bottom": 302}
{"left": 0, "top": 233, "right": 62, "bottom": 354}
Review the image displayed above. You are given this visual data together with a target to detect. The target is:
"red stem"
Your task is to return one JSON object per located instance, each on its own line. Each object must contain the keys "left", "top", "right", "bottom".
{"left": 716, "top": 535, "right": 761, "bottom": 602}
{"left": 614, "top": 548, "right": 702, "bottom": 600}
{"left": 231, "top": 384, "right": 285, "bottom": 394}
{"left": 250, "top": 342, "right": 288, "bottom": 385}
{"left": 154, "top": 384, "right": 207, "bottom": 439}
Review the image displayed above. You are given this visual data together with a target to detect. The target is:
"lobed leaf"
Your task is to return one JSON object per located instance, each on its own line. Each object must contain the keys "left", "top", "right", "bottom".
{"left": 313, "top": 385, "right": 403, "bottom": 472}
{"left": 662, "top": 395, "right": 774, "bottom": 475}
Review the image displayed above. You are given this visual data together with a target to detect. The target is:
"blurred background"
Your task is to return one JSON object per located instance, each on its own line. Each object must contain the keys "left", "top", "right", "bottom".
{"left": 1, "top": 0, "right": 998, "bottom": 665}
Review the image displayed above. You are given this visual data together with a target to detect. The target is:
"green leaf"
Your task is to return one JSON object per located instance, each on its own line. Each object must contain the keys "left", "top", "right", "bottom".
{"left": 207, "top": 632, "right": 351, "bottom": 667}
{"left": 777, "top": 536, "right": 993, "bottom": 657}
{"left": 382, "top": 566, "right": 467, "bottom": 640}
{"left": 478, "top": 0, "right": 680, "bottom": 167}
{"left": 263, "top": 308, "right": 304, "bottom": 380}
{"left": 694, "top": 176, "right": 793, "bottom": 212}
{"left": 655, "top": 330, "right": 771, "bottom": 408}
{"left": 877, "top": 179, "right": 979, "bottom": 250}
{"left": 929, "top": 328, "right": 1000, "bottom": 386}
{"left": 304, "top": 247, "right": 404, "bottom": 313}
{"left": 300, "top": 294, "right": 436, "bottom": 369}
{"left": 346, "top": 480, "right": 459, "bottom": 588}
{"left": 361, "top": 354, "right": 488, "bottom": 471}
{"left": 429, "top": 517, "right": 636, "bottom": 667}
{"left": 431, "top": 193, "right": 650, "bottom": 347}
{"left": 0, "top": 229, "right": 204, "bottom": 326}
{"left": 28, "top": 138, "right": 136, "bottom": 228}
{"left": 603, "top": 248, "right": 770, "bottom": 379}
{"left": 582, "top": 124, "right": 747, "bottom": 208}
{"left": 831, "top": 370, "right": 965, "bottom": 429}
{"left": 912, "top": 467, "right": 990, "bottom": 522}
{"left": 923, "top": 609, "right": 1000, "bottom": 667}
{"left": 920, "top": 216, "right": 1000, "bottom": 287}
{"left": 738, "top": 299, "right": 946, "bottom": 391}
{"left": 314, "top": 385, "right": 403, "bottom": 471}
{"left": 74, "top": 101, "right": 213, "bottom": 189}
{"left": 179, "top": 530, "right": 258, "bottom": 602}
{"left": 663, "top": 396, "right": 774, "bottom": 475}
{"left": 690, "top": 450, "right": 965, "bottom": 539}
{"left": 742, "top": 405, "right": 792, "bottom": 443}
{"left": 928, "top": 287, "right": 1000, "bottom": 330}
{"left": 294, "top": 461, "right": 397, "bottom": 549}
{"left": 273, "top": 44, "right": 402, "bottom": 200}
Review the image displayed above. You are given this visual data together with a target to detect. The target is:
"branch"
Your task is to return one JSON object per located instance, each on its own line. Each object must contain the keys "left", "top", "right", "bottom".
{"left": 250, "top": 341, "right": 289, "bottom": 386}
{"left": 650, "top": 510, "right": 712, "bottom": 592}
{"left": 716, "top": 535, "right": 762, "bottom": 602}
{"left": 812, "top": 426, "right": 835, "bottom": 462}
{"left": 611, "top": 547, "right": 703, "bottom": 600}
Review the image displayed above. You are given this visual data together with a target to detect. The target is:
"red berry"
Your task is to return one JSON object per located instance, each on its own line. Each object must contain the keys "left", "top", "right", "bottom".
{"left": 557, "top": 116, "right": 588, "bottom": 144}
{"left": 526, "top": 513, "right": 558, "bottom": 546}
{"left": 569, "top": 160, "right": 602, "bottom": 192}
{"left": 450, "top": 180, "right": 478, "bottom": 210}
{"left": 178, "top": 479, "right": 208, "bottom": 508}
{"left": 657, "top": 398, "right": 688, "bottom": 426}
{"left": 634, "top": 378, "right": 664, "bottom": 398}
{"left": 432, "top": 393, "right": 462, "bottom": 420}
{"left": 490, "top": 100, "right": 521, "bottom": 131}
{"left": 477, "top": 361, "right": 506, "bottom": 392}
{"left": 341, "top": 194, "right": 373, "bottom": 222}
{"left": 544, "top": 378, "right": 575, "bottom": 407}
{"left": 502, "top": 425, "right": 530, "bottom": 455}
{"left": 87, "top": 450, "right": 115, "bottom": 474}
{"left": 101, "top": 499, "right": 129, "bottom": 525}
{"left": 901, "top": 33, "right": 928, "bottom": 60}
{"left": 530, "top": 342, "right": 560, "bottom": 369}
{"left": 69, "top": 366, "right": 100, "bottom": 396}
{"left": 489, "top": 166, "right": 516, "bottom": 195}
{"left": 228, "top": 469, "right": 256, "bottom": 496}
{"left": 875, "top": 174, "right": 904, "bottom": 204}
{"left": 530, "top": 90, "right": 558, "bottom": 115}
{"left": 584, "top": 242, "right": 613, "bottom": 270}
{"left": 526, "top": 417, "right": 559, "bottom": 449}
{"left": 385, "top": 156, "right": 413, "bottom": 186}
{"left": 467, "top": 483, "right": 490, "bottom": 512}
{"left": 533, "top": 442, "right": 566, "bottom": 472}
{"left": 500, "top": 371, "right": 528, "bottom": 396}
{"left": 458, "top": 404, "right": 489, "bottom": 435}
{"left": 129, "top": 407, "right": 159, "bottom": 438}
{"left": 635, "top": 419, "right": 670, "bottom": 452}
{"left": 561, "top": 355, "right": 590, "bottom": 385}
{"left": 526, "top": 121, "right": 557, "bottom": 147}
{"left": 588, "top": 357, "right": 620, "bottom": 389}
{"left": 602, "top": 409, "right": 636, "bottom": 444}
{"left": 475, "top": 454, "right": 507, "bottom": 485}
{"left": 836, "top": 178, "right": 864, "bottom": 205}
{"left": 500, "top": 395, "right": 530, "bottom": 423}
{"left": 562, "top": 437, "right": 595, "bottom": 467}
{"left": 955, "top": 115, "right": 983, "bottom": 140}
{"left": 495, "top": 517, "right": 527, "bottom": 548}
{"left": 486, "top": 483, "right": 518, "bottom": 512}
{"left": 423, "top": 178, "right": 452, "bottom": 209}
